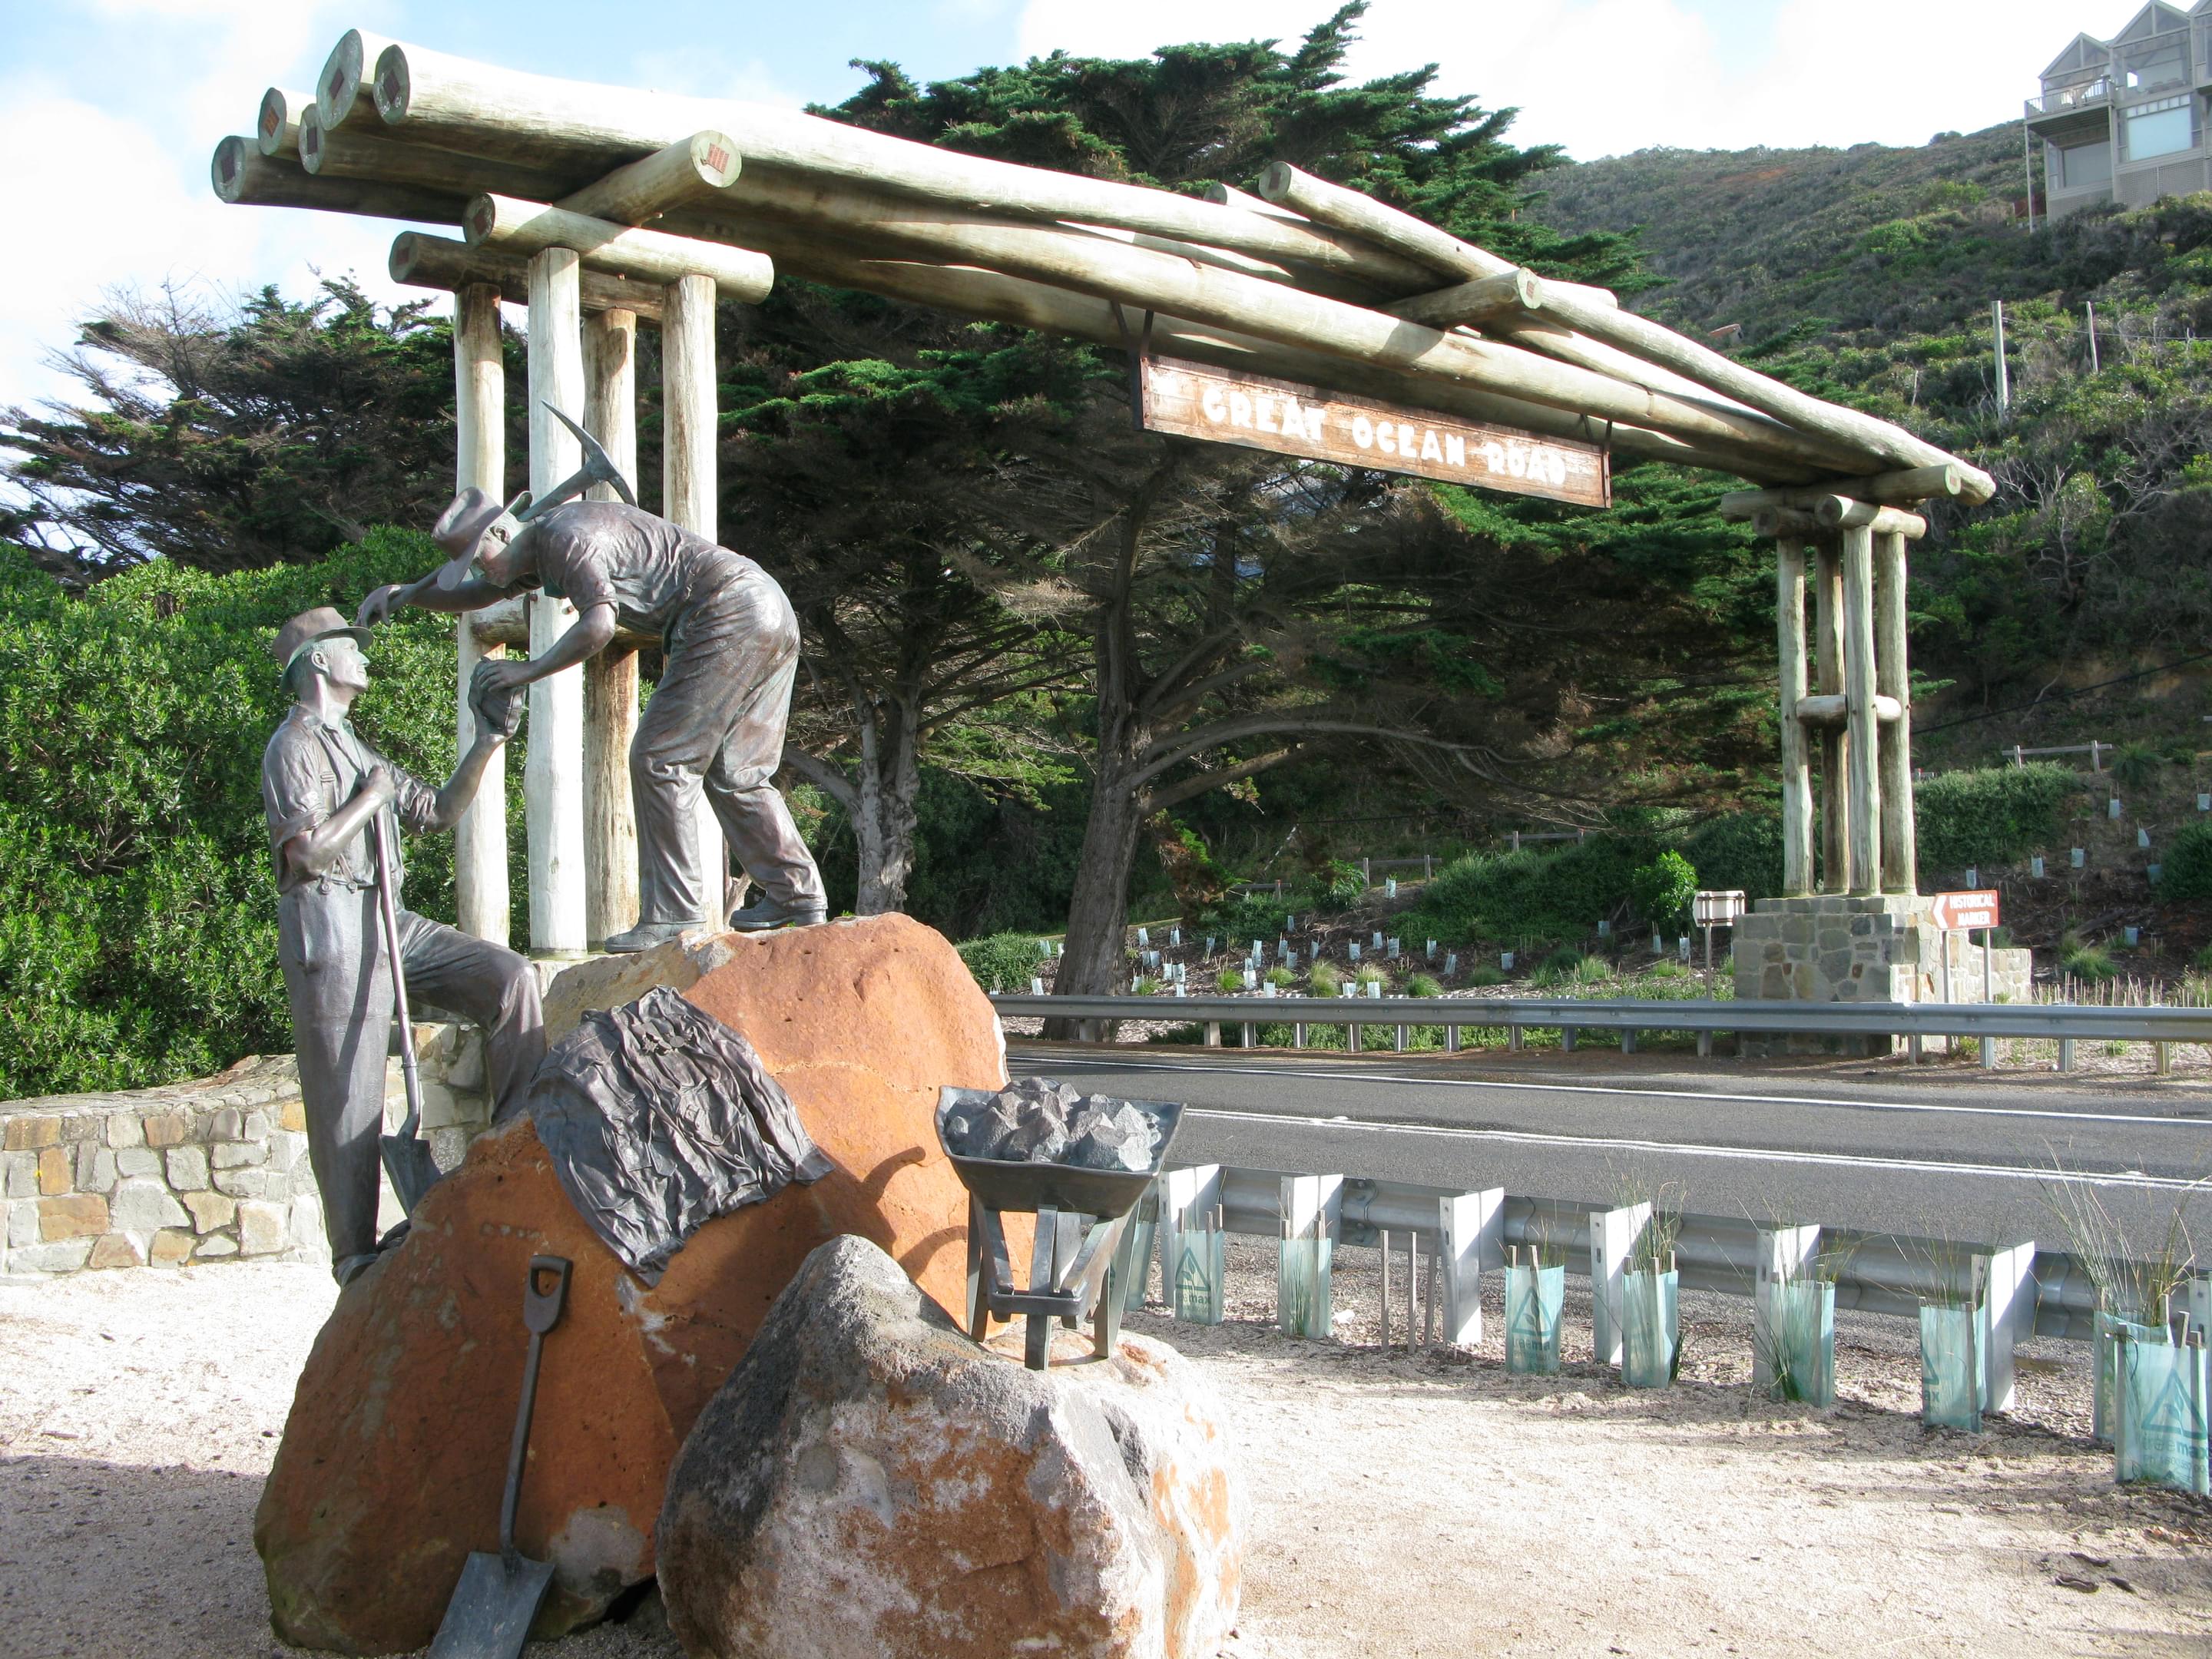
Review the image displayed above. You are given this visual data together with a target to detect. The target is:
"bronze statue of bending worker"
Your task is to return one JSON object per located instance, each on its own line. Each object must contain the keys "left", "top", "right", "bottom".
{"left": 359, "top": 492, "right": 827, "bottom": 951}
{"left": 261, "top": 608, "right": 545, "bottom": 1287}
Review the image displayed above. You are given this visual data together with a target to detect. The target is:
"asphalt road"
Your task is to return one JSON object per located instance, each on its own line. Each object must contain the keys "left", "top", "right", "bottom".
{"left": 1007, "top": 1043, "right": 2212, "bottom": 1249}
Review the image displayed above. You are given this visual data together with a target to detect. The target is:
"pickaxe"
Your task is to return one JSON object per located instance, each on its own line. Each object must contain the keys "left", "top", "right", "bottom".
{"left": 512, "top": 403, "right": 637, "bottom": 522}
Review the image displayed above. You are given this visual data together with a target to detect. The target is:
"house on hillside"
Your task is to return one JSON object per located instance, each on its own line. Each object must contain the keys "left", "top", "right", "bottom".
{"left": 2028, "top": 2, "right": 2212, "bottom": 217}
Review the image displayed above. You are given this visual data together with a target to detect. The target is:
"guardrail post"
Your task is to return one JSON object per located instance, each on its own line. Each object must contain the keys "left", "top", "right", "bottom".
{"left": 1445, "top": 1023, "right": 1460, "bottom": 1055}
{"left": 1205, "top": 1022, "right": 1220, "bottom": 1047}
{"left": 1163, "top": 1165, "right": 1226, "bottom": 1325}
{"left": 1508, "top": 1021, "right": 1524, "bottom": 1054}
{"left": 1981, "top": 1240, "right": 2035, "bottom": 1413}
{"left": 1561, "top": 1025, "right": 1578, "bottom": 1054}
{"left": 1242, "top": 1020, "right": 1256, "bottom": 1048}
{"left": 1754, "top": 1225, "right": 1821, "bottom": 1395}
{"left": 1278, "top": 1174, "right": 1342, "bottom": 1339}
{"left": 1293, "top": 1019, "right": 1308, "bottom": 1048}
{"left": 1982, "top": 1028, "right": 1998, "bottom": 1071}
{"left": 1440, "top": 1188, "right": 1505, "bottom": 1345}
{"left": 1395, "top": 1023, "right": 1407, "bottom": 1052}
{"left": 2058, "top": 1037, "right": 2075, "bottom": 1072}
{"left": 1589, "top": 1202, "right": 1651, "bottom": 1367}
{"left": 2157, "top": 1041, "right": 2173, "bottom": 1076}
{"left": 1620, "top": 1029, "right": 1638, "bottom": 1055}
{"left": 1697, "top": 1029, "right": 1713, "bottom": 1058}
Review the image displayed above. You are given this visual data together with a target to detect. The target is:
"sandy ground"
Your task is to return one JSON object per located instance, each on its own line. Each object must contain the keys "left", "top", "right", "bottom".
{"left": 4, "top": 1254, "right": 2210, "bottom": 1659}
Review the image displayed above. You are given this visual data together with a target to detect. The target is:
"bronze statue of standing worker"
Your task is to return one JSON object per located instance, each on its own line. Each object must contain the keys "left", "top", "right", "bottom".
{"left": 358, "top": 469, "right": 827, "bottom": 950}
{"left": 260, "top": 608, "right": 545, "bottom": 1286}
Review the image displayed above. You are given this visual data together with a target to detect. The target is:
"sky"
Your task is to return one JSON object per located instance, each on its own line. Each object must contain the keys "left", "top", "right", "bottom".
{"left": 0, "top": 0, "right": 2156, "bottom": 418}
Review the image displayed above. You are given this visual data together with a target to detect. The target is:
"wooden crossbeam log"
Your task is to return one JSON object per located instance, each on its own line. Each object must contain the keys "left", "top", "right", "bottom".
{"left": 389, "top": 232, "right": 667, "bottom": 320}
{"left": 1752, "top": 503, "right": 1926, "bottom": 541}
{"left": 465, "top": 194, "right": 773, "bottom": 302}
{"left": 1263, "top": 164, "right": 1991, "bottom": 498}
{"left": 211, "top": 136, "right": 466, "bottom": 224}
{"left": 1718, "top": 464, "right": 1971, "bottom": 515}
{"left": 300, "top": 109, "right": 573, "bottom": 203}
{"left": 675, "top": 177, "right": 1860, "bottom": 472}
{"left": 256, "top": 87, "right": 311, "bottom": 158}
{"left": 369, "top": 39, "right": 1442, "bottom": 291}
{"left": 558, "top": 131, "right": 746, "bottom": 227}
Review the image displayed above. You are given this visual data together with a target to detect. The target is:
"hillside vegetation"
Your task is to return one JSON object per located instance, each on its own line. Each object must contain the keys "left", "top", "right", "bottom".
{"left": 1536, "top": 126, "right": 2212, "bottom": 684}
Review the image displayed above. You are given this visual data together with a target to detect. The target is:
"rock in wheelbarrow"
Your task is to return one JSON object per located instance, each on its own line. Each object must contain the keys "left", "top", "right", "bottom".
{"left": 657, "top": 1235, "right": 1247, "bottom": 1659}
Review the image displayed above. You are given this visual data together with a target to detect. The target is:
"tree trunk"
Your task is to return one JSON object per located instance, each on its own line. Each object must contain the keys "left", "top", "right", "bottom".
{"left": 850, "top": 694, "right": 922, "bottom": 916}
{"left": 1045, "top": 506, "right": 1154, "bottom": 1038}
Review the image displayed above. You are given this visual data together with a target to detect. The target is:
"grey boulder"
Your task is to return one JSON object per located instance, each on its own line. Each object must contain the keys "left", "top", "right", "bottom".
{"left": 656, "top": 1234, "right": 1245, "bottom": 1659}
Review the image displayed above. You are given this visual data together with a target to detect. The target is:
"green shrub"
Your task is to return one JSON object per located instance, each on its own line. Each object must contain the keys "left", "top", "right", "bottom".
{"left": 1405, "top": 833, "right": 1648, "bottom": 945}
{"left": 1353, "top": 962, "right": 1387, "bottom": 988}
{"left": 1532, "top": 949, "right": 1609, "bottom": 988}
{"left": 2158, "top": 822, "right": 2212, "bottom": 901}
{"left": 1464, "top": 965, "right": 1505, "bottom": 987}
{"left": 1680, "top": 813, "right": 1784, "bottom": 902}
{"left": 1308, "top": 960, "right": 1343, "bottom": 995}
{"left": 1208, "top": 892, "right": 1292, "bottom": 942}
{"left": 2108, "top": 741, "right": 2162, "bottom": 792}
{"left": 2195, "top": 943, "right": 2212, "bottom": 972}
{"left": 1913, "top": 764, "right": 2085, "bottom": 876}
{"left": 957, "top": 932, "right": 1050, "bottom": 992}
{"left": 1629, "top": 849, "right": 1697, "bottom": 931}
{"left": 1217, "top": 965, "right": 1246, "bottom": 992}
{"left": 0, "top": 536, "right": 495, "bottom": 1099}
{"left": 1405, "top": 972, "right": 1443, "bottom": 997}
{"left": 2061, "top": 938, "right": 2118, "bottom": 982}
{"left": 1301, "top": 859, "right": 1365, "bottom": 912}
{"left": 1264, "top": 965, "right": 1297, "bottom": 988}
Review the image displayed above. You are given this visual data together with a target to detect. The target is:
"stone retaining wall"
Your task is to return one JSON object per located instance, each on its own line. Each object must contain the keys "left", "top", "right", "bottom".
{"left": 1, "top": 1023, "right": 488, "bottom": 1280}
{"left": 1733, "top": 893, "right": 2035, "bottom": 1056}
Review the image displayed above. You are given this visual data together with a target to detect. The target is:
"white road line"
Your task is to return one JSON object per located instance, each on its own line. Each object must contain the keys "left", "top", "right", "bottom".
{"left": 1015, "top": 1054, "right": 2204, "bottom": 1131}
{"left": 1177, "top": 1106, "right": 2212, "bottom": 1193}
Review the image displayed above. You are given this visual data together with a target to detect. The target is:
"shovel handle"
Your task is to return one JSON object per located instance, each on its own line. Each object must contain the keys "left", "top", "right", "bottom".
{"left": 524, "top": 1255, "right": 569, "bottom": 1335}
{"left": 498, "top": 1256, "right": 570, "bottom": 1558}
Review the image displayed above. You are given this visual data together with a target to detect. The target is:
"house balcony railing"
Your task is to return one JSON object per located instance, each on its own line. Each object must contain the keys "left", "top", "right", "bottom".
{"left": 2027, "top": 78, "right": 2114, "bottom": 118}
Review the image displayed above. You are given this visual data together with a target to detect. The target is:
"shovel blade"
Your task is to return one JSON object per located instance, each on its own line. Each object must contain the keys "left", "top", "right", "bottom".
{"left": 429, "top": 1549, "right": 557, "bottom": 1659}
{"left": 379, "top": 1132, "right": 441, "bottom": 1217}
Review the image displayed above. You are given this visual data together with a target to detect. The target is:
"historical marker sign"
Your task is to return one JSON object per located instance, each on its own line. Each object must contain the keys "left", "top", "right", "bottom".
{"left": 1138, "top": 355, "right": 1611, "bottom": 508}
{"left": 1931, "top": 890, "right": 2001, "bottom": 932}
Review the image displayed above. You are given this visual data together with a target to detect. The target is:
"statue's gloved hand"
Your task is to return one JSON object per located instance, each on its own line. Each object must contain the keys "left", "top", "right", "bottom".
{"left": 472, "top": 657, "right": 532, "bottom": 699}
{"left": 469, "top": 670, "right": 527, "bottom": 740}
{"left": 356, "top": 584, "right": 406, "bottom": 628}
{"left": 356, "top": 763, "right": 399, "bottom": 807}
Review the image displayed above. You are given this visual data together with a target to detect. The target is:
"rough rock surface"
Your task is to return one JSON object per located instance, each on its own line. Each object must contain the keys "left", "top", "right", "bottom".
{"left": 942, "top": 1076, "right": 1164, "bottom": 1171}
{"left": 658, "top": 1235, "right": 1246, "bottom": 1659}
{"left": 253, "top": 915, "right": 1007, "bottom": 1656}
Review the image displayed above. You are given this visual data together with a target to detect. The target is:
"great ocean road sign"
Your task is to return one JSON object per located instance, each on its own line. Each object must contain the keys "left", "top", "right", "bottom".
{"left": 1138, "top": 355, "right": 1611, "bottom": 508}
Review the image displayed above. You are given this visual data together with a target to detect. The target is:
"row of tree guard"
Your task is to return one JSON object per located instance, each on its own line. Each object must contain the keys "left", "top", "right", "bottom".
{"left": 1126, "top": 1168, "right": 2210, "bottom": 1497}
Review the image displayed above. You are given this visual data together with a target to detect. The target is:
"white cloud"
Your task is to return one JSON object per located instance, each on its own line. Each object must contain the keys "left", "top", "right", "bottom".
{"left": 1015, "top": 0, "right": 2149, "bottom": 159}
{"left": 0, "top": 2, "right": 420, "bottom": 419}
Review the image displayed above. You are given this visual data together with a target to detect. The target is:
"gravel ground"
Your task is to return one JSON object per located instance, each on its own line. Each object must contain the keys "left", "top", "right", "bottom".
{"left": 5, "top": 1253, "right": 2212, "bottom": 1657}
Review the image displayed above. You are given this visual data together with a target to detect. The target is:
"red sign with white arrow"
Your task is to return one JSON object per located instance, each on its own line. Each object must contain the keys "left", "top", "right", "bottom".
{"left": 1931, "top": 890, "right": 2001, "bottom": 931}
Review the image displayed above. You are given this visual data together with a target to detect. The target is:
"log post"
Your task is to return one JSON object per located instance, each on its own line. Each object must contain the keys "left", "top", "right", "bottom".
{"left": 1813, "top": 541, "right": 1848, "bottom": 893}
{"left": 1776, "top": 536, "right": 1813, "bottom": 896}
{"left": 583, "top": 308, "right": 641, "bottom": 948}
{"left": 1840, "top": 525, "right": 1882, "bottom": 896}
{"left": 452, "top": 283, "right": 509, "bottom": 945}
{"left": 526, "top": 247, "right": 589, "bottom": 955}
{"left": 663, "top": 273, "right": 726, "bottom": 924}
{"left": 1875, "top": 530, "right": 1918, "bottom": 895}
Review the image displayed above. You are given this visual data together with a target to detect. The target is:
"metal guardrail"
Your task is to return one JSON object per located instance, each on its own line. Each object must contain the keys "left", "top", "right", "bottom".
{"left": 1190, "top": 1165, "right": 2174, "bottom": 1346}
{"left": 992, "top": 992, "right": 2212, "bottom": 1048}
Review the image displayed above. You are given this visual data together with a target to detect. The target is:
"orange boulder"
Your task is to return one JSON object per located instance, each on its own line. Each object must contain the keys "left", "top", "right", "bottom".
{"left": 254, "top": 915, "right": 1007, "bottom": 1654}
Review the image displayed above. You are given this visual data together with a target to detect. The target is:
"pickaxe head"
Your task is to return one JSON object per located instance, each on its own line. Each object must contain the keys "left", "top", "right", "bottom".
{"left": 515, "top": 403, "right": 638, "bottom": 522}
